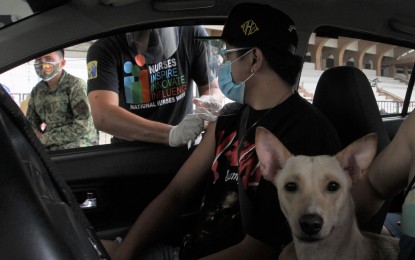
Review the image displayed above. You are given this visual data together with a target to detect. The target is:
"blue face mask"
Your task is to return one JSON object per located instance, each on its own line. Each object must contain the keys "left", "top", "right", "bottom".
{"left": 218, "top": 49, "right": 254, "bottom": 104}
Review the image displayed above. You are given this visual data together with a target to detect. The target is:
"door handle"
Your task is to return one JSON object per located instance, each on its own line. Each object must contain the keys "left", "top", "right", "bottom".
{"left": 80, "top": 192, "right": 97, "bottom": 209}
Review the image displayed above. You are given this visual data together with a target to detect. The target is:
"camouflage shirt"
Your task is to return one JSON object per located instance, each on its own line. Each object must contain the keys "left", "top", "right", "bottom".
{"left": 26, "top": 69, "right": 98, "bottom": 151}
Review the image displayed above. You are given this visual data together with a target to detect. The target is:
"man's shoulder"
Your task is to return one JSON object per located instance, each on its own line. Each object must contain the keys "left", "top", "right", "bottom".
{"left": 62, "top": 71, "right": 85, "bottom": 85}
{"left": 88, "top": 34, "right": 127, "bottom": 59}
{"left": 219, "top": 102, "right": 245, "bottom": 116}
{"left": 30, "top": 81, "right": 46, "bottom": 95}
{"left": 288, "top": 93, "right": 332, "bottom": 123}
{"left": 180, "top": 25, "right": 207, "bottom": 37}
{"left": 93, "top": 34, "right": 125, "bottom": 47}
{"left": 60, "top": 71, "right": 87, "bottom": 95}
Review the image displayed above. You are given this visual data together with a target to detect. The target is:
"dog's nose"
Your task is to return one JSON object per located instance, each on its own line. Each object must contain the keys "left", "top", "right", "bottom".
{"left": 299, "top": 214, "right": 323, "bottom": 236}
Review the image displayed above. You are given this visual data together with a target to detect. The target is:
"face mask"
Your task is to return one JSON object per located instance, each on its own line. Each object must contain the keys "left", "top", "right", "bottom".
{"left": 126, "top": 27, "right": 179, "bottom": 65}
{"left": 218, "top": 50, "right": 254, "bottom": 104}
{"left": 34, "top": 61, "right": 61, "bottom": 81}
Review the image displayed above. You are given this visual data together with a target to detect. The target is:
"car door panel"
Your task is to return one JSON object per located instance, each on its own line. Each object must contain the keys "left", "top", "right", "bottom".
{"left": 50, "top": 143, "right": 200, "bottom": 240}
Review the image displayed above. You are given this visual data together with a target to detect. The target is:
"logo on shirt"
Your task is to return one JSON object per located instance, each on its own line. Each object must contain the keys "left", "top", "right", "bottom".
{"left": 212, "top": 130, "right": 261, "bottom": 191}
{"left": 87, "top": 60, "right": 98, "bottom": 80}
{"left": 123, "top": 54, "right": 188, "bottom": 109}
{"left": 124, "top": 58, "right": 151, "bottom": 104}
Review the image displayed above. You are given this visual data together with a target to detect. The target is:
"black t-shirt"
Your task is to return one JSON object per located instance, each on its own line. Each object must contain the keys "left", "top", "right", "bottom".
{"left": 86, "top": 26, "right": 209, "bottom": 141}
{"left": 187, "top": 92, "right": 342, "bottom": 257}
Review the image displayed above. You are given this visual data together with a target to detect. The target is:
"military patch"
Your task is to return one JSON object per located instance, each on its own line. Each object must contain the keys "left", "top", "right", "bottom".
{"left": 87, "top": 60, "right": 98, "bottom": 80}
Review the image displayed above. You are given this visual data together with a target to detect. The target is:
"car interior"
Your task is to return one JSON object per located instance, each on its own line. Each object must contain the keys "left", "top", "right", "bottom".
{"left": 0, "top": 85, "right": 108, "bottom": 259}
{"left": 313, "top": 66, "right": 393, "bottom": 233}
{"left": 1, "top": 0, "right": 415, "bottom": 258}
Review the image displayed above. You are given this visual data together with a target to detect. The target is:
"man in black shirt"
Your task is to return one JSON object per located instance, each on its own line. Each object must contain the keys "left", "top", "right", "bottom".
{"left": 87, "top": 26, "right": 221, "bottom": 145}
{"left": 103, "top": 4, "right": 341, "bottom": 260}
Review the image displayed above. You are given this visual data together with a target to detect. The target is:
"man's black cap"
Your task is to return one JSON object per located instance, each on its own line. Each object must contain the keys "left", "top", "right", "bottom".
{"left": 201, "top": 3, "right": 298, "bottom": 54}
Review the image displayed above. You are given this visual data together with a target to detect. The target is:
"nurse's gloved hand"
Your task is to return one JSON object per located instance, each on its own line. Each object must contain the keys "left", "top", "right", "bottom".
{"left": 193, "top": 95, "right": 222, "bottom": 115}
{"left": 168, "top": 112, "right": 216, "bottom": 147}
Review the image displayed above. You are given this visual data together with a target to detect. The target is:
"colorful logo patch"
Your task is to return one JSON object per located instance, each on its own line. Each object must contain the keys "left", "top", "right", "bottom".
{"left": 124, "top": 60, "right": 151, "bottom": 104}
{"left": 87, "top": 61, "right": 98, "bottom": 80}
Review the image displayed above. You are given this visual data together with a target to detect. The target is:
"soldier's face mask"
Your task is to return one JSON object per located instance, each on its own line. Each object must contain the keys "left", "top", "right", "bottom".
{"left": 34, "top": 61, "right": 61, "bottom": 82}
{"left": 126, "top": 27, "right": 179, "bottom": 65}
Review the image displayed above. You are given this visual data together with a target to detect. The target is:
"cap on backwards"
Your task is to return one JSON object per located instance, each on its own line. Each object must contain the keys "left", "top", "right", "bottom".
{"left": 218, "top": 2, "right": 297, "bottom": 54}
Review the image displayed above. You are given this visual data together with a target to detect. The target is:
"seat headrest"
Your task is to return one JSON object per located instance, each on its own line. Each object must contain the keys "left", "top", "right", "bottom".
{"left": 313, "top": 66, "right": 390, "bottom": 153}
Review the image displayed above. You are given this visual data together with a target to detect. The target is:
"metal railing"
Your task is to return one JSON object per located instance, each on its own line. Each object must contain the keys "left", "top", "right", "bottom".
{"left": 377, "top": 101, "right": 415, "bottom": 114}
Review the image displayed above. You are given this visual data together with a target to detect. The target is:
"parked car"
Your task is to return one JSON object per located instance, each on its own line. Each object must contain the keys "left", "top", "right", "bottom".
{"left": 1, "top": 0, "right": 414, "bottom": 258}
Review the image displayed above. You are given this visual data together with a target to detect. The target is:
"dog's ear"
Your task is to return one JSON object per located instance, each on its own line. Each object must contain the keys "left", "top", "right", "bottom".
{"left": 255, "top": 127, "right": 292, "bottom": 182}
{"left": 335, "top": 133, "right": 377, "bottom": 179}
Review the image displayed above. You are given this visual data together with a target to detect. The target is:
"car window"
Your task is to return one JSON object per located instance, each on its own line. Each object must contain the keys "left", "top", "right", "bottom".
{"left": 4, "top": 25, "right": 415, "bottom": 150}
{"left": 0, "top": 25, "right": 224, "bottom": 148}
{"left": 300, "top": 30, "right": 415, "bottom": 115}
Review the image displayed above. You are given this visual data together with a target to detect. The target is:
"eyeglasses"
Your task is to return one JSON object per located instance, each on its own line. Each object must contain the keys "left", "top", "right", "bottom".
{"left": 217, "top": 48, "right": 249, "bottom": 61}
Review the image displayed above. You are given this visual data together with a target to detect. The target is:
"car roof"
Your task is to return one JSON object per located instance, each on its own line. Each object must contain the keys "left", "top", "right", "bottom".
{"left": 1, "top": 0, "right": 415, "bottom": 72}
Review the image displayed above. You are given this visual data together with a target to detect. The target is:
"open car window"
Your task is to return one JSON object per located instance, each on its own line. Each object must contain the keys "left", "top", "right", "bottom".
{"left": 300, "top": 29, "right": 415, "bottom": 115}
{"left": 0, "top": 25, "right": 224, "bottom": 148}
{"left": 4, "top": 24, "right": 415, "bottom": 151}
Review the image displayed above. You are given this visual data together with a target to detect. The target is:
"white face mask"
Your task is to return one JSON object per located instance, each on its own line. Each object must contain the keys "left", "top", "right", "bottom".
{"left": 34, "top": 61, "right": 61, "bottom": 81}
{"left": 217, "top": 49, "right": 254, "bottom": 104}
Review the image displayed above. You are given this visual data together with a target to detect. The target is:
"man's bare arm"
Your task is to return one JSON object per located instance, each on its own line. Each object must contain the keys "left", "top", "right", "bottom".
{"left": 110, "top": 122, "right": 217, "bottom": 260}
{"left": 88, "top": 90, "right": 172, "bottom": 144}
{"left": 201, "top": 235, "right": 276, "bottom": 260}
{"left": 369, "top": 113, "right": 414, "bottom": 198}
{"left": 358, "top": 112, "right": 415, "bottom": 222}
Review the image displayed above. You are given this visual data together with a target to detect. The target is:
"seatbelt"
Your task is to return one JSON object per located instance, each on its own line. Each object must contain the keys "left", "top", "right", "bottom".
{"left": 238, "top": 106, "right": 253, "bottom": 233}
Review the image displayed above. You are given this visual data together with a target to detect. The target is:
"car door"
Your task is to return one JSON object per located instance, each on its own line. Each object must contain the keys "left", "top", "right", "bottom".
{"left": 50, "top": 142, "right": 200, "bottom": 242}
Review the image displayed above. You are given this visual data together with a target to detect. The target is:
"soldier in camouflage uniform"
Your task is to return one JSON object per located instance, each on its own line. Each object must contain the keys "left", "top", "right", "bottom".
{"left": 26, "top": 50, "right": 98, "bottom": 151}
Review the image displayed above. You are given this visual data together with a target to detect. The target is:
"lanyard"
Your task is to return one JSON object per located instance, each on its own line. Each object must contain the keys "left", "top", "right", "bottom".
{"left": 237, "top": 106, "right": 252, "bottom": 233}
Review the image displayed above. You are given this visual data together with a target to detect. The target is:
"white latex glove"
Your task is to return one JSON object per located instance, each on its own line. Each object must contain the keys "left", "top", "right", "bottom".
{"left": 194, "top": 107, "right": 218, "bottom": 122}
{"left": 193, "top": 95, "right": 222, "bottom": 115}
{"left": 169, "top": 114, "right": 202, "bottom": 147}
{"left": 169, "top": 113, "right": 216, "bottom": 147}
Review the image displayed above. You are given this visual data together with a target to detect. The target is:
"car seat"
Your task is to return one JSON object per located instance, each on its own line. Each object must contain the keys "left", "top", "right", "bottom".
{"left": 312, "top": 66, "right": 392, "bottom": 234}
{"left": 313, "top": 66, "right": 390, "bottom": 153}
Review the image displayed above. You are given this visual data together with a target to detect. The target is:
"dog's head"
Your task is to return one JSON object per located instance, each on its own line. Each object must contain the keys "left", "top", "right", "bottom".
{"left": 255, "top": 127, "right": 377, "bottom": 242}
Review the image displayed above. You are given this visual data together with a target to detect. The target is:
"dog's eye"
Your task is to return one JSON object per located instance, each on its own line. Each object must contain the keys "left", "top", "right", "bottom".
{"left": 284, "top": 182, "right": 297, "bottom": 192}
{"left": 327, "top": 181, "right": 340, "bottom": 192}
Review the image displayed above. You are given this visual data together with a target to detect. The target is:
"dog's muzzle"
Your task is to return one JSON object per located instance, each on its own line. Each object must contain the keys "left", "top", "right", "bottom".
{"left": 299, "top": 214, "right": 323, "bottom": 239}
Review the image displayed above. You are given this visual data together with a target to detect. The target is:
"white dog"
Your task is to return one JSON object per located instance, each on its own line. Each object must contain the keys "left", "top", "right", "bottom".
{"left": 255, "top": 127, "right": 399, "bottom": 260}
